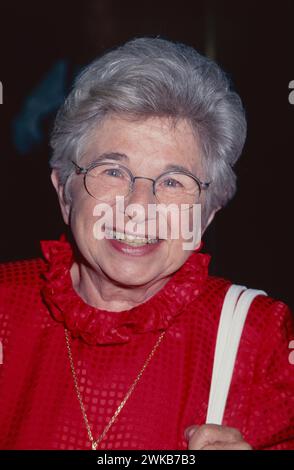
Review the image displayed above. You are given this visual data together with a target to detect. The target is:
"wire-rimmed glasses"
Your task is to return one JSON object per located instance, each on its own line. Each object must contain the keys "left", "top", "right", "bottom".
{"left": 72, "top": 160, "right": 211, "bottom": 208}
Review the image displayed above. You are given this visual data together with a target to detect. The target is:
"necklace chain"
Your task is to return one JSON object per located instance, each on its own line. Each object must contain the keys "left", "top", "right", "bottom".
{"left": 65, "top": 328, "right": 166, "bottom": 450}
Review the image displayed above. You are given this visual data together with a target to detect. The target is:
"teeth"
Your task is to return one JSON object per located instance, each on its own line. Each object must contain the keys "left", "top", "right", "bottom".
{"left": 106, "top": 229, "right": 159, "bottom": 245}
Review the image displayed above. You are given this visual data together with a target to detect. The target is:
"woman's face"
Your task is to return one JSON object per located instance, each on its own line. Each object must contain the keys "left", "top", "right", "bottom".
{"left": 53, "top": 115, "right": 210, "bottom": 286}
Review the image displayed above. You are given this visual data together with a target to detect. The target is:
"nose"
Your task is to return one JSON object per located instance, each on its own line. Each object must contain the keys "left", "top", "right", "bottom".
{"left": 124, "top": 177, "right": 156, "bottom": 224}
{"left": 127, "top": 176, "right": 156, "bottom": 205}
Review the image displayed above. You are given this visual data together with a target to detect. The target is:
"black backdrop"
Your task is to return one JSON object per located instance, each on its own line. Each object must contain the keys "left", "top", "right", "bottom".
{"left": 0, "top": 0, "right": 293, "bottom": 309}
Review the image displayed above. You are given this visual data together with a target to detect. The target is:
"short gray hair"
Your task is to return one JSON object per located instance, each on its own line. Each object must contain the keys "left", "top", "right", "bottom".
{"left": 50, "top": 37, "right": 247, "bottom": 224}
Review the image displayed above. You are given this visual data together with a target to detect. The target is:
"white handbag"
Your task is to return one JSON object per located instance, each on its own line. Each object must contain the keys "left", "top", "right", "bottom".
{"left": 206, "top": 284, "right": 267, "bottom": 425}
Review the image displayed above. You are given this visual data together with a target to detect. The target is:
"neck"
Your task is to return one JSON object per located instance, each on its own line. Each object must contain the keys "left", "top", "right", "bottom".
{"left": 70, "top": 261, "right": 171, "bottom": 312}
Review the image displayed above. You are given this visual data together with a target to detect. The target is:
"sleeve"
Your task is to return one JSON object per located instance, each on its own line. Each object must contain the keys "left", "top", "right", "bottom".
{"left": 245, "top": 299, "right": 294, "bottom": 450}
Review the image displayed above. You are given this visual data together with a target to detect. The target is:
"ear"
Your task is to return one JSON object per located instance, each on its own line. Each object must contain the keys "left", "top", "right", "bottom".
{"left": 51, "top": 169, "right": 71, "bottom": 225}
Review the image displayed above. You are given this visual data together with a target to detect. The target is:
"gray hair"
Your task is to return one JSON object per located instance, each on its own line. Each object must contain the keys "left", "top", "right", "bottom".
{"left": 50, "top": 37, "right": 247, "bottom": 225}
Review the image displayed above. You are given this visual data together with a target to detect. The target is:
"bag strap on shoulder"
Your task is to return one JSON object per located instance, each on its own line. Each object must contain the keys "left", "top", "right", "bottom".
{"left": 205, "top": 284, "right": 267, "bottom": 425}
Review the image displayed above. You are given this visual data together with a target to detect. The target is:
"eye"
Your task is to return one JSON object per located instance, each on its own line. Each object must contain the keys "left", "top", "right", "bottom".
{"left": 104, "top": 167, "right": 123, "bottom": 177}
{"left": 161, "top": 177, "right": 183, "bottom": 188}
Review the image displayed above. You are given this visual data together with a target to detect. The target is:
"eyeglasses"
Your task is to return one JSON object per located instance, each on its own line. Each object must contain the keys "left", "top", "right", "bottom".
{"left": 72, "top": 160, "right": 212, "bottom": 207}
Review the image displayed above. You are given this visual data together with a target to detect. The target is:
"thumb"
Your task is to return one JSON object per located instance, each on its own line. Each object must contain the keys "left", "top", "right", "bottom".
{"left": 184, "top": 425, "right": 200, "bottom": 441}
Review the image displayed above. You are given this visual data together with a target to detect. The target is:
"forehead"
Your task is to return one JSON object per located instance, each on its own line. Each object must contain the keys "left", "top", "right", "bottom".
{"left": 83, "top": 115, "right": 202, "bottom": 173}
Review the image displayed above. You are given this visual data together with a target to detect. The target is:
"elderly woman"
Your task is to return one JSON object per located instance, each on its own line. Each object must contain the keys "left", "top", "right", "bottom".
{"left": 0, "top": 37, "right": 293, "bottom": 451}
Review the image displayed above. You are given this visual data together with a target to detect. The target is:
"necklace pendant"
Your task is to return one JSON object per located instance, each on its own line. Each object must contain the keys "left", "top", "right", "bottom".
{"left": 92, "top": 441, "right": 97, "bottom": 450}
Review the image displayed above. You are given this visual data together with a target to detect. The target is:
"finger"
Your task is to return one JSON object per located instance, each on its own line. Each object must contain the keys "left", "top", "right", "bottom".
{"left": 201, "top": 441, "right": 253, "bottom": 450}
{"left": 188, "top": 424, "right": 243, "bottom": 450}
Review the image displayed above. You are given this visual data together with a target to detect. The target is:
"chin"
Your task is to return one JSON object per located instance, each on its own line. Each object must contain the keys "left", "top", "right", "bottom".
{"left": 104, "top": 263, "right": 162, "bottom": 287}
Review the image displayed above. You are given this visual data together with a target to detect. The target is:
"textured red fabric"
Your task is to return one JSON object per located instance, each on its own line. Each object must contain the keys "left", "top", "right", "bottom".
{"left": 0, "top": 237, "right": 293, "bottom": 450}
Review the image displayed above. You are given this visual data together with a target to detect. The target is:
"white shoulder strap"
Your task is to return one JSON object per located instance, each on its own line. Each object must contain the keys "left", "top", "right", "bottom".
{"left": 206, "top": 284, "right": 267, "bottom": 425}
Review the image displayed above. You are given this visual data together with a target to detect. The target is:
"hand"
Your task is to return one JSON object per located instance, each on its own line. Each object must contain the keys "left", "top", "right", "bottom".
{"left": 185, "top": 424, "right": 252, "bottom": 450}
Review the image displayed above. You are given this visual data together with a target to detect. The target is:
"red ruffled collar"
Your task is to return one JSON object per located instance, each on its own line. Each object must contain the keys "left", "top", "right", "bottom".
{"left": 40, "top": 236, "right": 211, "bottom": 345}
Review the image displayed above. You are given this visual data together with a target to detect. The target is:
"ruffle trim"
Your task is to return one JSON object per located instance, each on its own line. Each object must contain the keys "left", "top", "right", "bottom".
{"left": 40, "top": 236, "right": 210, "bottom": 345}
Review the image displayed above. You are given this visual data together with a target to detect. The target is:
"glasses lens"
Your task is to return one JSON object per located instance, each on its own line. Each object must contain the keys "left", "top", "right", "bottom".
{"left": 85, "top": 163, "right": 131, "bottom": 201}
{"left": 155, "top": 172, "right": 200, "bottom": 206}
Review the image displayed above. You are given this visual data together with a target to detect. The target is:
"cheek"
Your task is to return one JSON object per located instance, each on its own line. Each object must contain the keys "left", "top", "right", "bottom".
{"left": 165, "top": 208, "right": 199, "bottom": 239}
{"left": 164, "top": 238, "right": 191, "bottom": 273}
{"left": 69, "top": 197, "right": 99, "bottom": 240}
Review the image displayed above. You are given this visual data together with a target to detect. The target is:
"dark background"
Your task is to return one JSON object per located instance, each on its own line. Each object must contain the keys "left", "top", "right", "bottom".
{"left": 0, "top": 0, "right": 293, "bottom": 309}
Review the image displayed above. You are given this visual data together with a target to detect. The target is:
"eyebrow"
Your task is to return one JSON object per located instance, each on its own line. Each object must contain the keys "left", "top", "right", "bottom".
{"left": 90, "top": 152, "right": 129, "bottom": 163}
{"left": 163, "top": 163, "right": 193, "bottom": 174}
{"left": 91, "top": 152, "right": 193, "bottom": 174}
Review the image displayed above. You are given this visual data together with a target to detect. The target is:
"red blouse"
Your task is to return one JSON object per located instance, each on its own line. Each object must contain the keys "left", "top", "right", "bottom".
{"left": 0, "top": 237, "right": 293, "bottom": 450}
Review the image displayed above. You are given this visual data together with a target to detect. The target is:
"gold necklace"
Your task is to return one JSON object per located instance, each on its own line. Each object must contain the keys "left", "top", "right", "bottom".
{"left": 65, "top": 328, "right": 166, "bottom": 450}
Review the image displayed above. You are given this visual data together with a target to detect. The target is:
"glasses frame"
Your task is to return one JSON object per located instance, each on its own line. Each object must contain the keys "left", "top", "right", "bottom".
{"left": 71, "top": 159, "right": 212, "bottom": 204}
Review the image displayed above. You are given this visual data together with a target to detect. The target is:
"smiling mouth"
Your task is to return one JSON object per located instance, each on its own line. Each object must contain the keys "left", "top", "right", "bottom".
{"left": 105, "top": 229, "right": 161, "bottom": 245}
